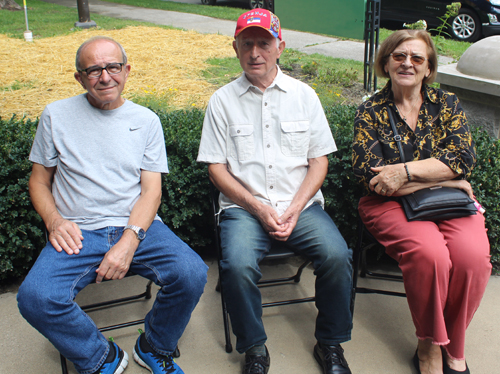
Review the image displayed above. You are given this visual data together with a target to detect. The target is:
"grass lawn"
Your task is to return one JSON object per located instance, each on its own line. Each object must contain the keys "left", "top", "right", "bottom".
{"left": 103, "top": 0, "right": 245, "bottom": 21}
{"left": 0, "top": 0, "right": 175, "bottom": 39}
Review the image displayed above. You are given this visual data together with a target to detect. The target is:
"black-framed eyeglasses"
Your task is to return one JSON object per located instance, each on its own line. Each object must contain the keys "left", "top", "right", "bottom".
{"left": 78, "top": 63, "right": 124, "bottom": 78}
{"left": 390, "top": 52, "right": 427, "bottom": 65}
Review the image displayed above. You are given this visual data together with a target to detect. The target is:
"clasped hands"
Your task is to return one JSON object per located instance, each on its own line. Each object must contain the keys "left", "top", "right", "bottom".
{"left": 254, "top": 204, "right": 300, "bottom": 242}
{"left": 48, "top": 217, "right": 136, "bottom": 283}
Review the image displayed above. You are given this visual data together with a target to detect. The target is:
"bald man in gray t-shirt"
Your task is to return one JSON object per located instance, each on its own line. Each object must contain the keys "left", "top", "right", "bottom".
{"left": 17, "top": 36, "right": 207, "bottom": 374}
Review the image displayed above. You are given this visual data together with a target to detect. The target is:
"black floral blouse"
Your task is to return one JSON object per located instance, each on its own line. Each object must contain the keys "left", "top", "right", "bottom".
{"left": 352, "top": 81, "right": 476, "bottom": 196}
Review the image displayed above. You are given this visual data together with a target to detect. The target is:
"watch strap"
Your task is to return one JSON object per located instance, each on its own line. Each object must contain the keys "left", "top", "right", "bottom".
{"left": 124, "top": 225, "right": 145, "bottom": 240}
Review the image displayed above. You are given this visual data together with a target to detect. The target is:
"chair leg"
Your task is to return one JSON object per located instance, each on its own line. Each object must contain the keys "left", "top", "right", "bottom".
{"left": 145, "top": 280, "right": 153, "bottom": 299}
{"left": 293, "top": 260, "right": 311, "bottom": 283}
{"left": 214, "top": 276, "right": 232, "bottom": 351}
{"left": 173, "top": 346, "right": 180, "bottom": 358}
{"left": 360, "top": 244, "right": 368, "bottom": 278}
{"left": 221, "top": 294, "right": 233, "bottom": 353}
{"left": 58, "top": 276, "right": 157, "bottom": 373}
{"left": 217, "top": 275, "right": 233, "bottom": 353}
{"left": 60, "top": 354, "right": 68, "bottom": 374}
{"left": 354, "top": 217, "right": 406, "bottom": 298}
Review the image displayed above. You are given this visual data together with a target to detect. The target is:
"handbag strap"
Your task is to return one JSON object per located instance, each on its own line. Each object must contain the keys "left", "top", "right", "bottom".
{"left": 387, "top": 105, "right": 406, "bottom": 164}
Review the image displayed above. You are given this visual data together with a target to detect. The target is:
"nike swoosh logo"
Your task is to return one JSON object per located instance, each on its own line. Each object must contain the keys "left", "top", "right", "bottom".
{"left": 129, "top": 127, "right": 142, "bottom": 131}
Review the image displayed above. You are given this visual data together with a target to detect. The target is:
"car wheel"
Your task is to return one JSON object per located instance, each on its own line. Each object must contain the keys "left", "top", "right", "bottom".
{"left": 249, "top": 0, "right": 265, "bottom": 9}
{"left": 201, "top": 0, "right": 216, "bottom": 5}
{"left": 450, "top": 8, "right": 481, "bottom": 43}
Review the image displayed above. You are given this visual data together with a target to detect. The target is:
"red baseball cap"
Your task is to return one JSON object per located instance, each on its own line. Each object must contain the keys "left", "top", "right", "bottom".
{"left": 234, "top": 9, "right": 282, "bottom": 40}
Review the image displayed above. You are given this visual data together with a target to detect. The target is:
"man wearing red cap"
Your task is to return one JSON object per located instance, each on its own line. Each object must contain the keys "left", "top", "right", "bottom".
{"left": 198, "top": 10, "right": 353, "bottom": 374}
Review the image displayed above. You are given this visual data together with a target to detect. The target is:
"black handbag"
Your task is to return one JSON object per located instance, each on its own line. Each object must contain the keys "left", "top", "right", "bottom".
{"left": 386, "top": 106, "right": 477, "bottom": 221}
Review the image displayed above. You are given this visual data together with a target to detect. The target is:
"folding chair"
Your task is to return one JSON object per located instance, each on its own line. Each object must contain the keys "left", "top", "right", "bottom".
{"left": 56, "top": 268, "right": 179, "bottom": 373}
{"left": 352, "top": 215, "right": 406, "bottom": 301}
{"left": 210, "top": 182, "right": 315, "bottom": 353}
{"left": 39, "top": 225, "right": 160, "bottom": 374}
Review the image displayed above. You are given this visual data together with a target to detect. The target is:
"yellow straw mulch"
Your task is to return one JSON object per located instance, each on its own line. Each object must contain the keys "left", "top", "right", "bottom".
{"left": 0, "top": 26, "right": 236, "bottom": 118}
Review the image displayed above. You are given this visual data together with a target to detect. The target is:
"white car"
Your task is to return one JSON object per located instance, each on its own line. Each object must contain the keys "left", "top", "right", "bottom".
{"left": 201, "top": 0, "right": 269, "bottom": 10}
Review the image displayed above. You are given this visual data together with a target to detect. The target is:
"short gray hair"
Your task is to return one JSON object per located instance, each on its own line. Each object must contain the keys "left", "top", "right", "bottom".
{"left": 75, "top": 36, "right": 128, "bottom": 71}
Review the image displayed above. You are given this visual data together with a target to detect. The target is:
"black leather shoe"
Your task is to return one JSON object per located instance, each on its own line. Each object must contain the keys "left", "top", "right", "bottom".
{"left": 413, "top": 350, "right": 421, "bottom": 374}
{"left": 443, "top": 357, "right": 470, "bottom": 374}
{"left": 441, "top": 346, "right": 470, "bottom": 374}
{"left": 243, "top": 346, "right": 270, "bottom": 374}
{"left": 314, "top": 343, "right": 351, "bottom": 374}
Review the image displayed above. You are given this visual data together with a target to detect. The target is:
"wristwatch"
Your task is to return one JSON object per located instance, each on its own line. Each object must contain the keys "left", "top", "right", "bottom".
{"left": 124, "top": 225, "right": 146, "bottom": 241}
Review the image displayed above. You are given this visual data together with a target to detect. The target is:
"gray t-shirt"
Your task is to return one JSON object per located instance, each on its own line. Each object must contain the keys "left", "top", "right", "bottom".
{"left": 30, "top": 94, "right": 169, "bottom": 230}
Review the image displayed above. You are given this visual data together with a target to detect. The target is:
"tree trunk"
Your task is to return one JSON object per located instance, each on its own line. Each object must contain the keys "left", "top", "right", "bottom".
{"left": 0, "top": 0, "right": 22, "bottom": 10}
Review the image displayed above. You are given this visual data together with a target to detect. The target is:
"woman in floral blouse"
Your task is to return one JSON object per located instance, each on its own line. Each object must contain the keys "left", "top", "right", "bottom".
{"left": 352, "top": 30, "right": 491, "bottom": 374}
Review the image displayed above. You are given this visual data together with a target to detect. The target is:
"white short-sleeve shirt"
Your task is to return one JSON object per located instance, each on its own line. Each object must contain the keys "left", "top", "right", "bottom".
{"left": 197, "top": 67, "right": 337, "bottom": 215}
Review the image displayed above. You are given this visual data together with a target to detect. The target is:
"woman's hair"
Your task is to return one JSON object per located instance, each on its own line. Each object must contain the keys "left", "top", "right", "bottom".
{"left": 374, "top": 29, "right": 438, "bottom": 85}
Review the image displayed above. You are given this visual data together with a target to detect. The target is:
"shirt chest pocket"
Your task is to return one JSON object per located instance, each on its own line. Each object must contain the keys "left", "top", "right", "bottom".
{"left": 229, "top": 124, "right": 255, "bottom": 161}
{"left": 280, "top": 121, "right": 310, "bottom": 157}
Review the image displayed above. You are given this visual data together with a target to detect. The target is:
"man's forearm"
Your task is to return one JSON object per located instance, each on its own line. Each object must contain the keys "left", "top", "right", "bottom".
{"left": 124, "top": 170, "right": 163, "bottom": 237}
{"left": 287, "top": 156, "right": 328, "bottom": 213}
{"left": 126, "top": 190, "right": 161, "bottom": 233}
{"left": 29, "top": 164, "right": 61, "bottom": 230}
{"left": 208, "top": 163, "right": 263, "bottom": 215}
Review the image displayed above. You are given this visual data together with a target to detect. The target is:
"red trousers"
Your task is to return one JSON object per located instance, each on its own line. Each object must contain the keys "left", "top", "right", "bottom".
{"left": 359, "top": 196, "right": 491, "bottom": 360}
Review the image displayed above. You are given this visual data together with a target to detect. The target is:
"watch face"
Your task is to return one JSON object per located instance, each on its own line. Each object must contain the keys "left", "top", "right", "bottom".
{"left": 137, "top": 228, "right": 146, "bottom": 240}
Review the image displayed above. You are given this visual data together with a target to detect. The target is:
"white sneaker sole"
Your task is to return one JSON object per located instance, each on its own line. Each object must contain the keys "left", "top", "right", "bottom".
{"left": 116, "top": 350, "right": 129, "bottom": 374}
{"left": 133, "top": 347, "right": 153, "bottom": 373}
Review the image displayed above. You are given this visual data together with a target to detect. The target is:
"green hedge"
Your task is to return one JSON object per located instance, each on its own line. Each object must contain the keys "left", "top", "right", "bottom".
{"left": 0, "top": 117, "right": 45, "bottom": 281}
{"left": 470, "top": 127, "right": 500, "bottom": 265}
{"left": 1, "top": 107, "right": 499, "bottom": 282}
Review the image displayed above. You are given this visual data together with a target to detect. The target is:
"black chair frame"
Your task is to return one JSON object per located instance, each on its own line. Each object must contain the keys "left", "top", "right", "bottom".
{"left": 58, "top": 274, "right": 180, "bottom": 373}
{"left": 352, "top": 215, "right": 406, "bottom": 299}
{"left": 210, "top": 182, "right": 315, "bottom": 353}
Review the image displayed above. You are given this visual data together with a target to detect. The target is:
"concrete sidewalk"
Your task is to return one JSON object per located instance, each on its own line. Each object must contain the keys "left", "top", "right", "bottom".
{"left": 1, "top": 259, "right": 499, "bottom": 373}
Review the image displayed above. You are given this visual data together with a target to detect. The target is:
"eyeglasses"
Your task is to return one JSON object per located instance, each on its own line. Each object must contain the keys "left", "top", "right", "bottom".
{"left": 390, "top": 52, "right": 427, "bottom": 65}
{"left": 78, "top": 63, "right": 124, "bottom": 78}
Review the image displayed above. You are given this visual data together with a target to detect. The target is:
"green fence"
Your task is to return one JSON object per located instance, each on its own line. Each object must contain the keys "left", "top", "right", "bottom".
{"left": 275, "top": 0, "right": 367, "bottom": 40}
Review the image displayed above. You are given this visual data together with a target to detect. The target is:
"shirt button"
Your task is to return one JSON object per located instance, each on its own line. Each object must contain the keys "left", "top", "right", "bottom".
{"left": 237, "top": 130, "right": 240, "bottom": 134}
{"left": 265, "top": 102, "right": 268, "bottom": 106}
{"left": 270, "top": 185, "right": 274, "bottom": 189}
{"left": 266, "top": 125, "right": 269, "bottom": 128}
{"left": 267, "top": 144, "right": 270, "bottom": 148}
{"left": 269, "top": 165, "right": 272, "bottom": 169}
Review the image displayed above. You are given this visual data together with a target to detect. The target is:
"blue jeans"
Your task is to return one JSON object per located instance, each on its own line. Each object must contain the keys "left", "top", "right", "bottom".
{"left": 219, "top": 204, "right": 353, "bottom": 353}
{"left": 17, "top": 220, "right": 208, "bottom": 374}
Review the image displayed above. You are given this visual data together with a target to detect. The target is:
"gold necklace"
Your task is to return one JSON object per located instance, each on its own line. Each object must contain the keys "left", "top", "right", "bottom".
{"left": 396, "top": 97, "right": 420, "bottom": 122}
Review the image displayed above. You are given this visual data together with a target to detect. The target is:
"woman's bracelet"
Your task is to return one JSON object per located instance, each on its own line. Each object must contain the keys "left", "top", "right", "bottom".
{"left": 404, "top": 163, "right": 412, "bottom": 181}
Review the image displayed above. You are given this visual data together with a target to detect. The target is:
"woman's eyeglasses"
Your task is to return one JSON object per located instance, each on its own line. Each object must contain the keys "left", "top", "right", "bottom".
{"left": 390, "top": 52, "right": 427, "bottom": 65}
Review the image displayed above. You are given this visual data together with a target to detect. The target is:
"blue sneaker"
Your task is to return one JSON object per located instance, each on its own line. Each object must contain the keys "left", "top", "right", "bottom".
{"left": 97, "top": 341, "right": 128, "bottom": 374}
{"left": 133, "top": 334, "right": 184, "bottom": 374}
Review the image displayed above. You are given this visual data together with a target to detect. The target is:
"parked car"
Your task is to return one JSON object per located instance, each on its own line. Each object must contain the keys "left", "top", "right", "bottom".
{"left": 201, "top": 0, "right": 269, "bottom": 10}
{"left": 381, "top": 0, "right": 500, "bottom": 42}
